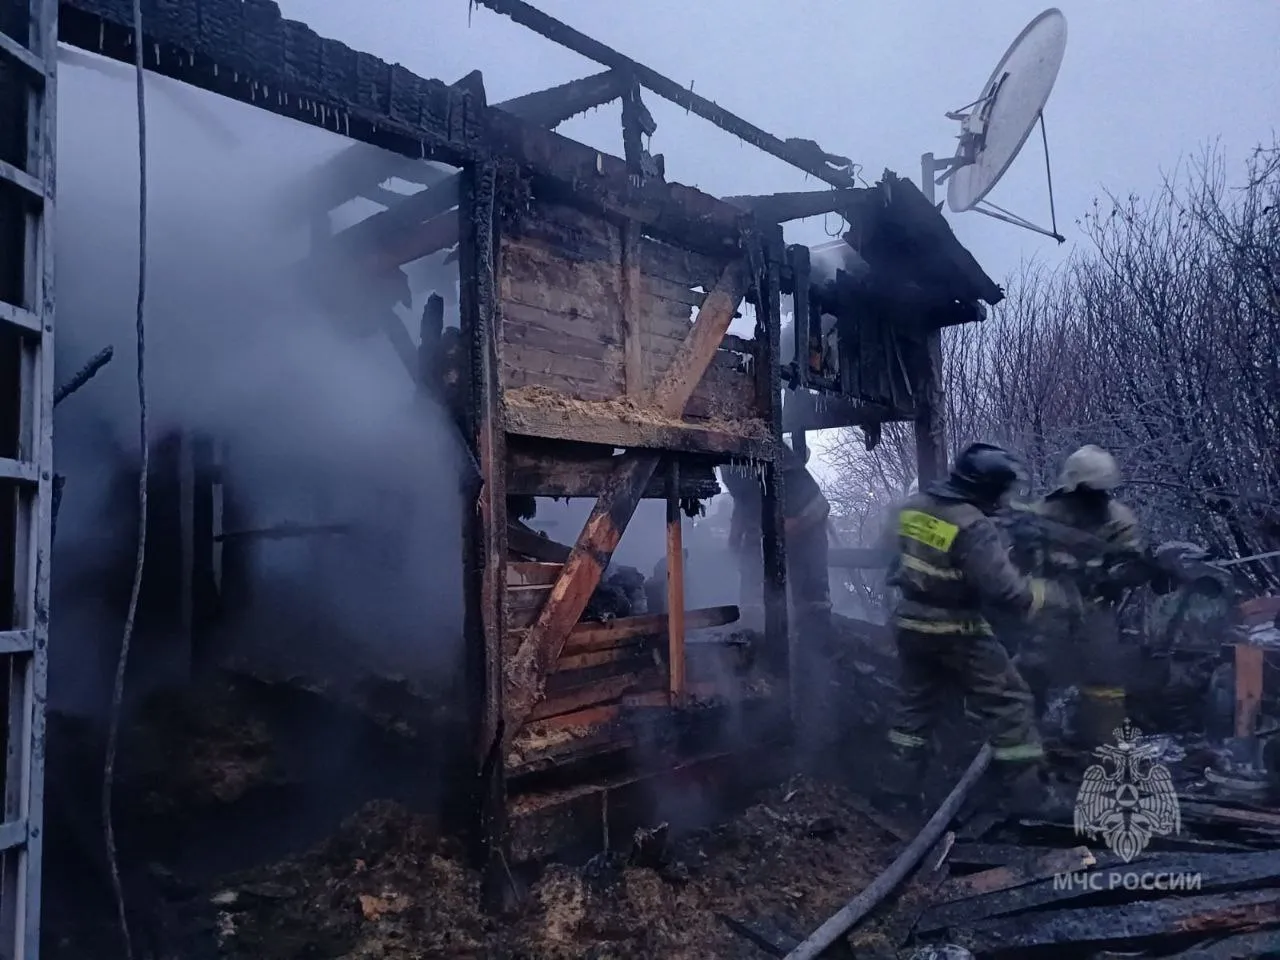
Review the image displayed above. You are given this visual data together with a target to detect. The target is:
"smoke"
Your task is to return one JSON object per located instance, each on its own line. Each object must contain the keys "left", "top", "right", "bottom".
{"left": 50, "top": 55, "right": 466, "bottom": 716}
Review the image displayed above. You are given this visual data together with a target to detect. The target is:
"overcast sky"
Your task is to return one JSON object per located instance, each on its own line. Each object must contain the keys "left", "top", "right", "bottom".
{"left": 277, "top": 0, "right": 1280, "bottom": 283}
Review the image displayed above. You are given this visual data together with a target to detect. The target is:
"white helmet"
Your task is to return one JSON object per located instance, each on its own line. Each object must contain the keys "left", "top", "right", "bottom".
{"left": 1059, "top": 445, "right": 1121, "bottom": 492}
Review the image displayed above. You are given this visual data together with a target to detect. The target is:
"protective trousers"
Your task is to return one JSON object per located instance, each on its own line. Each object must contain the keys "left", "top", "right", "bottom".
{"left": 888, "top": 627, "right": 1044, "bottom": 763}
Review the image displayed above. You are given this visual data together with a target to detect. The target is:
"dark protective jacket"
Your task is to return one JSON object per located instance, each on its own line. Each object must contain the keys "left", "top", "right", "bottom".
{"left": 889, "top": 490, "right": 1071, "bottom": 636}
{"left": 1002, "top": 491, "right": 1149, "bottom": 598}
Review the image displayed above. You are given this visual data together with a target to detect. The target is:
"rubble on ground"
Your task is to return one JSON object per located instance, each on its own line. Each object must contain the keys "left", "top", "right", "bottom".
{"left": 204, "top": 779, "right": 897, "bottom": 959}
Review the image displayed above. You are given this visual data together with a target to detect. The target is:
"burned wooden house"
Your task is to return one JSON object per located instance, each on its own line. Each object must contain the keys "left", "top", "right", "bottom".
{"left": 0, "top": 0, "right": 1001, "bottom": 942}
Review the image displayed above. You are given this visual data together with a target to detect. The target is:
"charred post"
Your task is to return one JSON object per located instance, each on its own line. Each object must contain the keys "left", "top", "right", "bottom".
{"left": 458, "top": 158, "right": 512, "bottom": 912}
{"left": 665, "top": 460, "right": 687, "bottom": 703}
{"left": 755, "top": 234, "right": 790, "bottom": 707}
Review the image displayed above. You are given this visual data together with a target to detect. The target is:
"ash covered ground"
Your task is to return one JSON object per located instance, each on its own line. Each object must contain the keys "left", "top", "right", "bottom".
{"left": 43, "top": 614, "right": 918, "bottom": 960}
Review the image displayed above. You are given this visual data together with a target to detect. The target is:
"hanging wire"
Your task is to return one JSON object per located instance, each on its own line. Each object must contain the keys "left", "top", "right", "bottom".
{"left": 103, "top": 0, "right": 150, "bottom": 955}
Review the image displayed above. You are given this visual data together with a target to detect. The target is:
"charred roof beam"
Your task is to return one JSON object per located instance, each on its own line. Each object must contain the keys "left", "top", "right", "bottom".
{"left": 473, "top": 0, "right": 857, "bottom": 188}
{"left": 498, "top": 68, "right": 627, "bottom": 127}
{"left": 722, "top": 189, "right": 871, "bottom": 224}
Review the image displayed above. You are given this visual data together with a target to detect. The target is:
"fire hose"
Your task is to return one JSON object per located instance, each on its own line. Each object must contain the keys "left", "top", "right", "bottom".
{"left": 783, "top": 744, "right": 993, "bottom": 960}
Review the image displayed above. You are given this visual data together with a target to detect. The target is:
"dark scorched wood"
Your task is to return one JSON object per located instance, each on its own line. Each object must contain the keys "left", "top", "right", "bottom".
{"left": 60, "top": 0, "right": 483, "bottom": 165}
{"left": 473, "top": 0, "right": 858, "bottom": 188}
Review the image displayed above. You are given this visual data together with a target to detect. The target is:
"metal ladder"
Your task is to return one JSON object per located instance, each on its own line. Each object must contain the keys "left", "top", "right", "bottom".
{"left": 0, "top": 0, "right": 57, "bottom": 957}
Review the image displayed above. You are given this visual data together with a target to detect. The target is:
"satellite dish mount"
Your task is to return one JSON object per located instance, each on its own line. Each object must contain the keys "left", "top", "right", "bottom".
{"left": 921, "top": 8, "right": 1068, "bottom": 244}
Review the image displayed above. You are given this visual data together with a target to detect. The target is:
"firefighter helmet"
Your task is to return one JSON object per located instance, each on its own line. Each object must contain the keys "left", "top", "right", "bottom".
{"left": 1059, "top": 445, "right": 1121, "bottom": 492}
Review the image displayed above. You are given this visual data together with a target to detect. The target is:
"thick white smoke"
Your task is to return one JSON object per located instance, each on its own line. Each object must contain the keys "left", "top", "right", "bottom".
{"left": 51, "top": 52, "right": 466, "bottom": 715}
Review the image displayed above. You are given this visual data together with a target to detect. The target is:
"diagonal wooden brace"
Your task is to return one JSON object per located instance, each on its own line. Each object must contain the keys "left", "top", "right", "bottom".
{"left": 503, "top": 257, "right": 752, "bottom": 743}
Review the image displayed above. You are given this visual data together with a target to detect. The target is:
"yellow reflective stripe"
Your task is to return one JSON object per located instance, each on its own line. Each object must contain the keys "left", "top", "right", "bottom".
{"left": 992, "top": 742, "right": 1045, "bottom": 761}
{"left": 899, "top": 509, "right": 960, "bottom": 552}
{"left": 1028, "top": 578, "right": 1047, "bottom": 617}
{"left": 899, "top": 554, "right": 963, "bottom": 580}
{"left": 1081, "top": 686, "right": 1126, "bottom": 700}
{"left": 895, "top": 616, "right": 993, "bottom": 636}
{"left": 888, "top": 730, "right": 927, "bottom": 748}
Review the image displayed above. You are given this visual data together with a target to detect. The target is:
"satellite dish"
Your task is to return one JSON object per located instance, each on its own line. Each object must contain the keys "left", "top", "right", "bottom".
{"left": 921, "top": 8, "right": 1068, "bottom": 242}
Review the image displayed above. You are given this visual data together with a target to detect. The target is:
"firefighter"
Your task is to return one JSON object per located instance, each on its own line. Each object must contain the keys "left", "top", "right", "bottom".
{"left": 1007, "top": 445, "right": 1158, "bottom": 746}
{"left": 881, "top": 442, "right": 1082, "bottom": 811}
{"left": 721, "top": 443, "right": 832, "bottom": 637}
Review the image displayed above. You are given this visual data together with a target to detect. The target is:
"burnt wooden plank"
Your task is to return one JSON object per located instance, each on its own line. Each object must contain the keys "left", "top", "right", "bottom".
{"left": 60, "top": 0, "right": 478, "bottom": 165}
{"left": 922, "top": 849, "right": 1280, "bottom": 935}
{"left": 508, "top": 561, "right": 561, "bottom": 585}
{"left": 639, "top": 236, "right": 726, "bottom": 287}
{"left": 529, "top": 669, "right": 661, "bottom": 721}
{"left": 937, "top": 846, "right": 1096, "bottom": 903}
{"left": 555, "top": 646, "right": 646, "bottom": 672}
{"left": 1166, "top": 929, "right": 1280, "bottom": 959}
{"left": 501, "top": 342, "right": 623, "bottom": 399}
{"left": 644, "top": 274, "right": 707, "bottom": 309}
{"left": 546, "top": 651, "right": 659, "bottom": 694}
{"left": 505, "top": 441, "right": 721, "bottom": 499}
{"left": 946, "top": 843, "right": 1056, "bottom": 867}
{"left": 505, "top": 198, "right": 620, "bottom": 263}
{"left": 502, "top": 308, "right": 621, "bottom": 360}
{"left": 499, "top": 241, "right": 624, "bottom": 328}
{"left": 563, "top": 605, "right": 738, "bottom": 652}
{"left": 503, "top": 393, "right": 773, "bottom": 458}
{"left": 645, "top": 260, "right": 750, "bottom": 407}
{"left": 963, "top": 889, "right": 1280, "bottom": 953}
{"left": 507, "top": 520, "right": 572, "bottom": 563}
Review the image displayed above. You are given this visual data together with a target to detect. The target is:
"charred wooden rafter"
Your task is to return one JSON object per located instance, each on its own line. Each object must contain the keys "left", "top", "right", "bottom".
{"left": 472, "top": 0, "right": 857, "bottom": 188}
{"left": 723, "top": 189, "right": 870, "bottom": 224}
{"left": 500, "top": 69, "right": 628, "bottom": 128}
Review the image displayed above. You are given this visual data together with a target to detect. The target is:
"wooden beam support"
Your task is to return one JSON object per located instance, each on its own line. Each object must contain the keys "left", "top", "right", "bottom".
{"left": 723, "top": 189, "right": 870, "bottom": 223}
{"left": 665, "top": 461, "right": 687, "bottom": 703}
{"left": 458, "top": 161, "right": 511, "bottom": 912}
{"left": 913, "top": 331, "right": 947, "bottom": 484}
{"left": 497, "top": 69, "right": 627, "bottom": 127}
{"left": 472, "top": 0, "right": 857, "bottom": 188}
{"left": 783, "top": 390, "right": 908, "bottom": 433}
{"left": 506, "top": 441, "right": 721, "bottom": 499}
{"left": 621, "top": 220, "right": 645, "bottom": 394}
{"left": 559, "top": 604, "right": 738, "bottom": 654}
{"left": 504, "top": 258, "right": 754, "bottom": 743}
